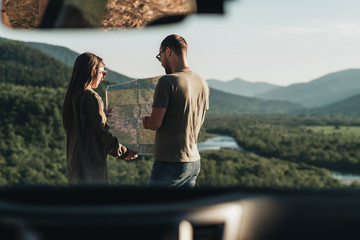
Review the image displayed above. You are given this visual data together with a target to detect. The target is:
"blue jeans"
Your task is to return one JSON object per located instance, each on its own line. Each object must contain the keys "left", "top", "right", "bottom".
{"left": 149, "top": 160, "right": 201, "bottom": 189}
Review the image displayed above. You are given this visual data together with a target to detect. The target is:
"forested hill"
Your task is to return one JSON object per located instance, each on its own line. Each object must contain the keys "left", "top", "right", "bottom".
{"left": 208, "top": 88, "right": 304, "bottom": 115}
{"left": 309, "top": 94, "right": 360, "bottom": 117}
{"left": 0, "top": 37, "right": 134, "bottom": 84}
{"left": 24, "top": 41, "right": 134, "bottom": 84}
{"left": 0, "top": 40, "right": 72, "bottom": 88}
{"left": 25, "top": 42, "right": 79, "bottom": 67}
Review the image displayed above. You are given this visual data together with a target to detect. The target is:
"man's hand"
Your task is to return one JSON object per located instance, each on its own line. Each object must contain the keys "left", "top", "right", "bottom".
{"left": 143, "top": 116, "right": 150, "bottom": 129}
{"left": 142, "top": 108, "right": 166, "bottom": 131}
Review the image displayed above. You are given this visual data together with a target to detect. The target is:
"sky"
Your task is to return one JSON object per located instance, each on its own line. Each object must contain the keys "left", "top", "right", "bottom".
{"left": 1, "top": 0, "right": 360, "bottom": 86}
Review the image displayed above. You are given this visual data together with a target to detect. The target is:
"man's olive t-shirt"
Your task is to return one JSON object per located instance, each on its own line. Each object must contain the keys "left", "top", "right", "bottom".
{"left": 152, "top": 70, "right": 209, "bottom": 162}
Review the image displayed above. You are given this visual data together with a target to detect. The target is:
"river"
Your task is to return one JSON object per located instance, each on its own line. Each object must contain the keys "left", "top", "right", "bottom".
{"left": 331, "top": 171, "right": 360, "bottom": 185}
{"left": 198, "top": 134, "right": 360, "bottom": 185}
{"left": 197, "top": 134, "right": 244, "bottom": 152}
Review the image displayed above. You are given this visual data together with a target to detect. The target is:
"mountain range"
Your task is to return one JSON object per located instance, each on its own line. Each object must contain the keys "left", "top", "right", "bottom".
{"left": 207, "top": 69, "right": 360, "bottom": 116}
{"left": 206, "top": 78, "right": 280, "bottom": 97}
{"left": 208, "top": 88, "right": 304, "bottom": 115}
{"left": 1, "top": 36, "right": 358, "bottom": 116}
{"left": 255, "top": 69, "right": 360, "bottom": 108}
{"left": 0, "top": 37, "right": 305, "bottom": 115}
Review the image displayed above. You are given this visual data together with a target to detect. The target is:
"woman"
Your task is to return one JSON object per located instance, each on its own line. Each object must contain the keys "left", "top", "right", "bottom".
{"left": 62, "top": 52, "right": 137, "bottom": 184}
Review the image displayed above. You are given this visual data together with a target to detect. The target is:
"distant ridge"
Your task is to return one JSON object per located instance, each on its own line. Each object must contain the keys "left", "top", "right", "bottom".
{"left": 309, "top": 93, "right": 360, "bottom": 116}
{"left": 256, "top": 69, "right": 360, "bottom": 108}
{"left": 0, "top": 40, "right": 72, "bottom": 88}
{"left": 208, "top": 88, "right": 304, "bottom": 115}
{"left": 25, "top": 41, "right": 134, "bottom": 84}
{"left": 207, "top": 78, "right": 280, "bottom": 97}
{"left": 25, "top": 42, "right": 79, "bottom": 67}
{"left": 1, "top": 36, "right": 134, "bottom": 84}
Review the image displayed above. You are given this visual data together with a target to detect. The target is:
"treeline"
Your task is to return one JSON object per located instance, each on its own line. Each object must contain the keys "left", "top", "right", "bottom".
{"left": 204, "top": 115, "right": 360, "bottom": 173}
{"left": 197, "top": 149, "right": 342, "bottom": 189}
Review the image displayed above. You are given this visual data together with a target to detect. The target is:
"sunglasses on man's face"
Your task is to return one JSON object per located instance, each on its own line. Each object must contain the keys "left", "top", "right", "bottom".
{"left": 156, "top": 48, "right": 166, "bottom": 62}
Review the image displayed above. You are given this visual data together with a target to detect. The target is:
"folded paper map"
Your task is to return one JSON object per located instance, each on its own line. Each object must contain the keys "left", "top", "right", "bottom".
{"left": 105, "top": 76, "right": 161, "bottom": 155}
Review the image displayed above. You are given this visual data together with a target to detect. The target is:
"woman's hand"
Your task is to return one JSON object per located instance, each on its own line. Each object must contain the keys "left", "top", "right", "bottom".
{"left": 104, "top": 108, "right": 113, "bottom": 117}
{"left": 124, "top": 149, "right": 138, "bottom": 161}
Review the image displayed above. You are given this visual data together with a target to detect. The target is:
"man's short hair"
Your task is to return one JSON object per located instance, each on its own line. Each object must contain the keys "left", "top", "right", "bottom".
{"left": 161, "top": 34, "right": 188, "bottom": 57}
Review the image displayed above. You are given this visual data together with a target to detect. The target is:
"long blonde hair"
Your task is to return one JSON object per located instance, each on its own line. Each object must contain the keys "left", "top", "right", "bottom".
{"left": 62, "top": 52, "right": 106, "bottom": 132}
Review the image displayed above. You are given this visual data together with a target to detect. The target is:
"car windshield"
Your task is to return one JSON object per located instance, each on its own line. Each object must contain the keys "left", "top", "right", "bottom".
{"left": 1, "top": 0, "right": 360, "bottom": 189}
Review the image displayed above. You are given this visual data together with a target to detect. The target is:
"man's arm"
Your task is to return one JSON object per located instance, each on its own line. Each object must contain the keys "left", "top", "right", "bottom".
{"left": 143, "top": 107, "right": 167, "bottom": 131}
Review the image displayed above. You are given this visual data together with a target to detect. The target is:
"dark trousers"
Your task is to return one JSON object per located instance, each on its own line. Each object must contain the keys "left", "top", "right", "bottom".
{"left": 148, "top": 160, "right": 200, "bottom": 189}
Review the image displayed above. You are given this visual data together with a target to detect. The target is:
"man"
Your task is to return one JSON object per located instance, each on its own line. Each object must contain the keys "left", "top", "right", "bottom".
{"left": 143, "top": 34, "right": 209, "bottom": 188}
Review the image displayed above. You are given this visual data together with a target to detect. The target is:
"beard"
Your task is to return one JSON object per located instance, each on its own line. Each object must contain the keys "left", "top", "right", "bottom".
{"left": 165, "top": 67, "right": 171, "bottom": 74}
{"left": 163, "top": 58, "right": 172, "bottom": 74}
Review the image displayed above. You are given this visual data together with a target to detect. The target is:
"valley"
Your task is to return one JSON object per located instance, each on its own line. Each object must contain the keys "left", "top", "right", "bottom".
{"left": 0, "top": 37, "right": 359, "bottom": 189}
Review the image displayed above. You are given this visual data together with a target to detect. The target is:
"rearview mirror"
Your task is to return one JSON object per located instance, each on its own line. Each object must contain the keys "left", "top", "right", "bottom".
{"left": 1, "top": 0, "right": 225, "bottom": 29}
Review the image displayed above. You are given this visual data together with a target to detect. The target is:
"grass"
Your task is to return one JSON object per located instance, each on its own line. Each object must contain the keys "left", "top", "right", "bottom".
{"left": 306, "top": 126, "right": 360, "bottom": 137}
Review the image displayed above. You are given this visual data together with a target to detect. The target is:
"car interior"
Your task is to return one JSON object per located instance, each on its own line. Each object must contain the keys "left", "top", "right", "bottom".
{"left": 1, "top": 0, "right": 360, "bottom": 239}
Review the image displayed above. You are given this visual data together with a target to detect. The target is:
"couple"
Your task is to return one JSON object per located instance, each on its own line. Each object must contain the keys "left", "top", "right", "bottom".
{"left": 62, "top": 34, "right": 210, "bottom": 188}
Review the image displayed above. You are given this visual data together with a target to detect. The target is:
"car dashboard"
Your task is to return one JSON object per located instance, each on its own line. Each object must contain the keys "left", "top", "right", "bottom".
{"left": 0, "top": 186, "right": 360, "bottom": 240}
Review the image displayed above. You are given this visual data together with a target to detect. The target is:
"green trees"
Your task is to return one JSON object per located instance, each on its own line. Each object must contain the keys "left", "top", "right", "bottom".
{"left": 108, "top": 156, "right": 153, "bottom": 185}
{"left": 197, "top": 149, "right": 342, "bottom": 188}
{"left": 204, "top": 115, "right": 360, "bottom": 174}
{"left": 0, "top": 83, "right": 67, "bottom": 185}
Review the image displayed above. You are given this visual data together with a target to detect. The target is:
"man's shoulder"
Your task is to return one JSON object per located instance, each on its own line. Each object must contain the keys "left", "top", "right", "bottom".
{"left": 163, "top": 70, "right": 202, "bottom": 80}
{"left": 158, "top": 71, "right": 206, "bottom": 87}
{"left": 159, "top": 73, "right": 178, "bottom": 81}
{"left": 158, "top": 74, "right": 178, "bottom": 86}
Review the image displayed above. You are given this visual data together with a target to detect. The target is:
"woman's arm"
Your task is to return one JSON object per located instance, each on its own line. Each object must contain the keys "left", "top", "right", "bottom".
{"left": 85, "top": 91, "right": 137, "bottom": 160}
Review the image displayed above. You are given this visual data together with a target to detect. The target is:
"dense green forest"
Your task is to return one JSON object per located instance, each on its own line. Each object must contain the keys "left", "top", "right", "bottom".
{"left": 0, "top": 83, "right": 67, "bottom": 184}
{"left": 197, "top": 149, "right": 342, "bottom": 188}
{"left": 0, "top": 38, "right": 359, "bottom": 189}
